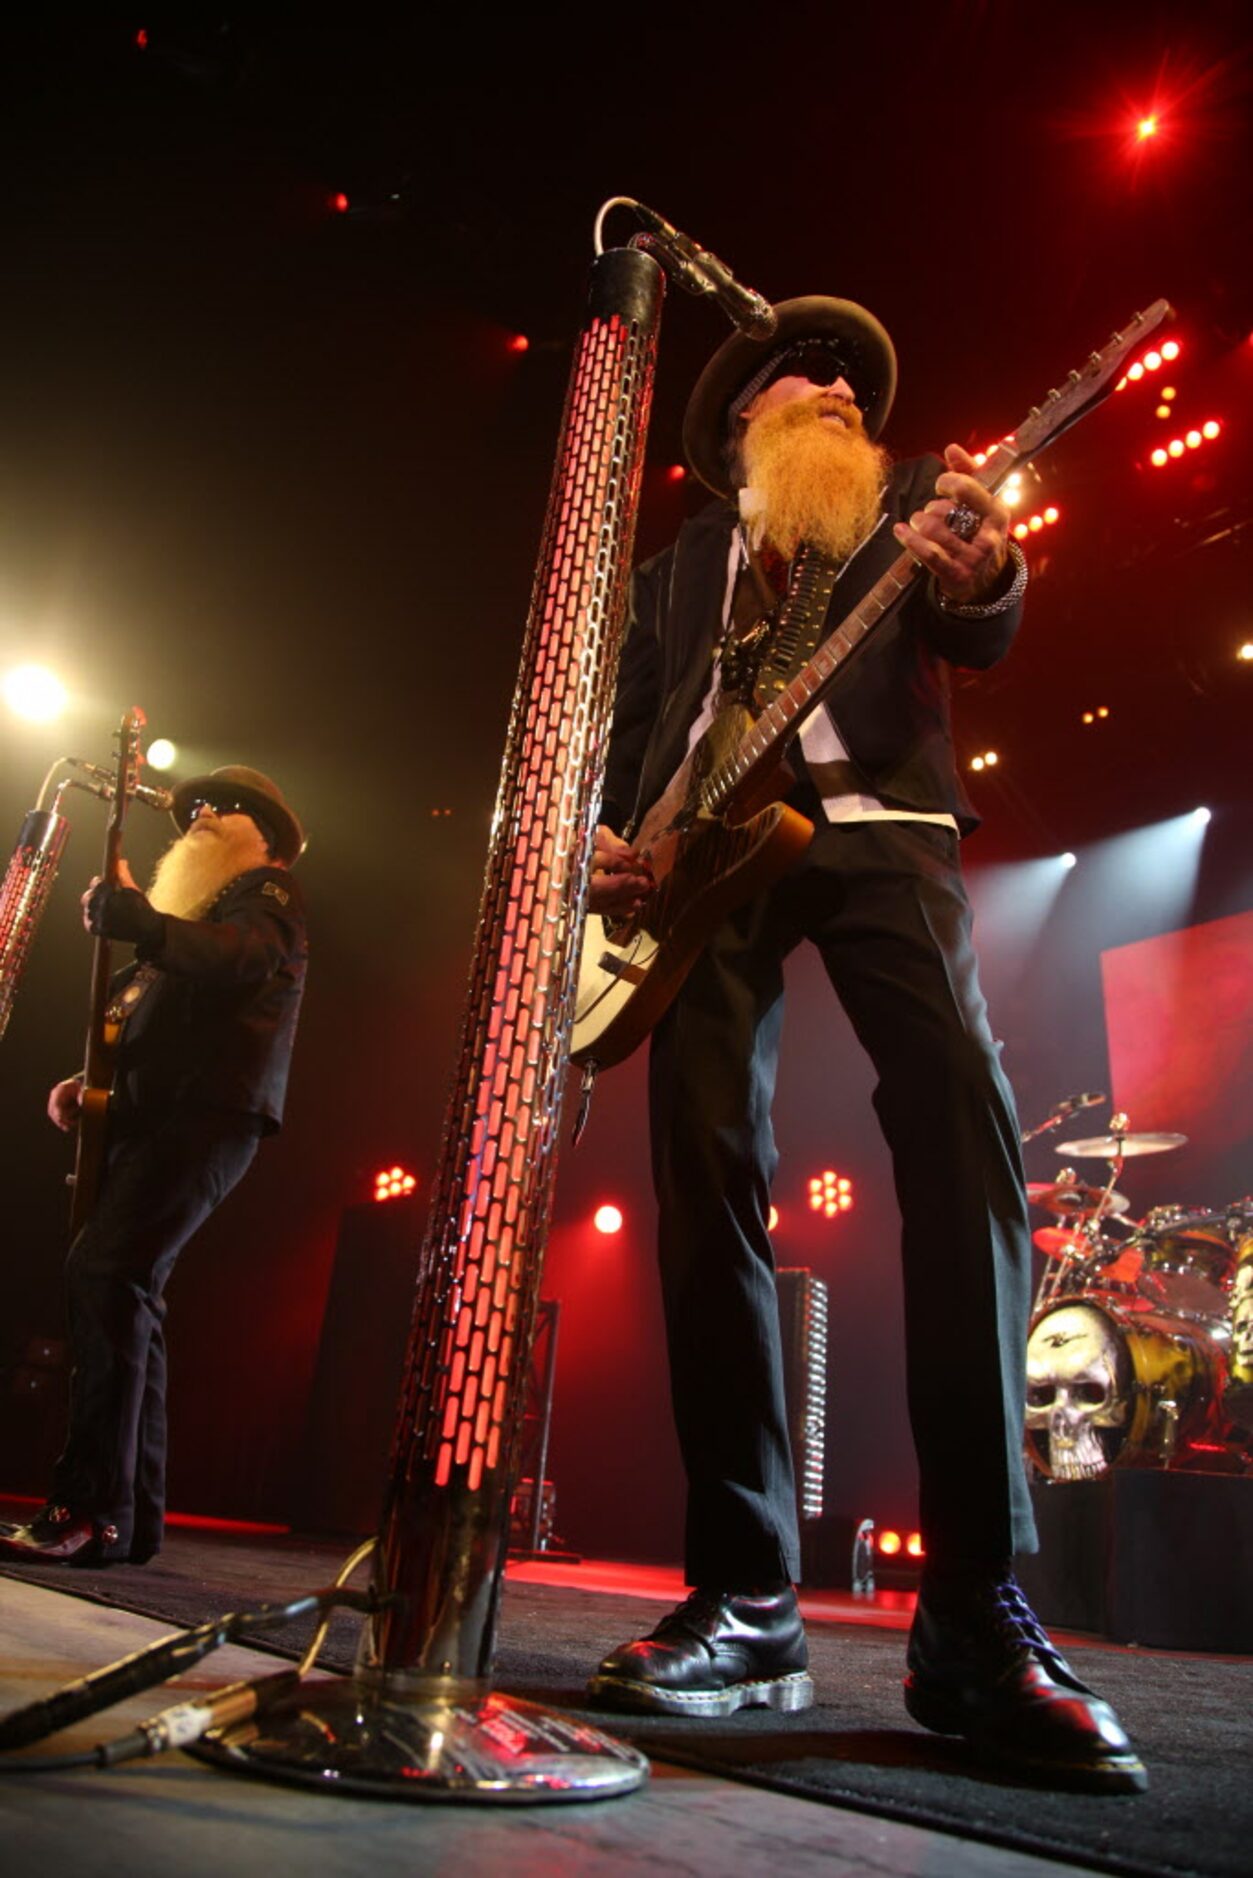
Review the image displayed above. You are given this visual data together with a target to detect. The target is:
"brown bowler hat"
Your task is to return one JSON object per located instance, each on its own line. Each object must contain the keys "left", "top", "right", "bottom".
{"left": 170, "top": 765, "right": 306, "bottom": 864}
{"left": 682, "top": 295, "right": 898, "bottom": 498}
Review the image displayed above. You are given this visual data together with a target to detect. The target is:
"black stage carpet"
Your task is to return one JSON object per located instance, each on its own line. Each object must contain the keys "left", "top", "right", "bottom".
{"left": 3, "top": 1528, "right": 1250, "bottom": 1878}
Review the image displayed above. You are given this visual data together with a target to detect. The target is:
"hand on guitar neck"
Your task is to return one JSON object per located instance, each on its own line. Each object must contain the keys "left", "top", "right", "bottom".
{"left": 48, "top": 1076, "right": 85, "bottom": 1132}
{"left": 81, "top": 857, "right": 140, "bottom": 930}
{"left": 589, "top": 825, "right": 653, "bottom": 918}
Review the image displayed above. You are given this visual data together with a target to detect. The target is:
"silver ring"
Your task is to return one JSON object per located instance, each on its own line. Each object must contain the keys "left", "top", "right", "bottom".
{"left": 945, "top": 503, "right": 980, "bottom": 542}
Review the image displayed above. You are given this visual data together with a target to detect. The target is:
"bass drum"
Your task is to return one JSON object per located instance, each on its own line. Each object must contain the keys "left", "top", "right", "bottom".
{"left": 1025, "top": 1294, "right": 1219, "bottom": 1481}
{"left": 1224, "top": 1233, "right": 1253, "bottom": 1433}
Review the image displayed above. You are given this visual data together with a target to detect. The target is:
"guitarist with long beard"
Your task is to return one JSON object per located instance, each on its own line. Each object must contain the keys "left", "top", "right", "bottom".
{"left": 0, "top": 768, "right": 306, "bottom": 1569}
{"left": 584, "top": 298, "right": 1145, "bottom": 1791}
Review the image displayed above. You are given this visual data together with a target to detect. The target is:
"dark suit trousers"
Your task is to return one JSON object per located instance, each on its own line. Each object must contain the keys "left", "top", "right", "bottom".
{"left": 51, "top": 1108, "right": 259, "bottom": 1551}
{"left": 648, "top": 816, "right": 1038, "bottom": 1586}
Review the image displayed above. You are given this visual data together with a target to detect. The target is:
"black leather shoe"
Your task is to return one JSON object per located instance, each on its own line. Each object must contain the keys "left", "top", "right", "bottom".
{"left": 0, "top": 1503, "right": 126, "bottom": 1566}
{"left": 905, "top": 1572, "right": 1147, "bottom": 1793}
{"left": 588, "top": 1585, "right": 814, "bottom": 1717}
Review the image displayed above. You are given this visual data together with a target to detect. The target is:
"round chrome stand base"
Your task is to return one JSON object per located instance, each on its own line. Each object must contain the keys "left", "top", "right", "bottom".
{"left": 186, "top": 1679, "right": 649, "bottom": 1803}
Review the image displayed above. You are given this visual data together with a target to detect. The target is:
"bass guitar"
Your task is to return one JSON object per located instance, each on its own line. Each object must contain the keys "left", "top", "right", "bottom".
{"left": 571, "top": 300, "right": 1173, "bottom": 1070}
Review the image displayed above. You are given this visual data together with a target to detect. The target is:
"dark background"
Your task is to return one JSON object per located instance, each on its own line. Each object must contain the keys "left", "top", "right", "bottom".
{"left": 1, "top": 11, "right": 1250, "bottom": 1560}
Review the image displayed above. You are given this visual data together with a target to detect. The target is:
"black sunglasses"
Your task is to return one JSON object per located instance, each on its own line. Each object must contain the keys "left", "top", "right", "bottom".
{"left": 764, "top": 339, "right": 854, "bottom": 392}
{"left": 189, "top": 796, "right": 251, "bottom": 819}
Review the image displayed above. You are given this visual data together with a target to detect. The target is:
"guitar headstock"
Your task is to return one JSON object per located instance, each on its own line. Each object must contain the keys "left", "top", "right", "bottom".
{"left": 979, "top": 298, "right": 1174, "bottom": 488}
{"left": 116, "top": 706, "right": 147, "bottom": 802}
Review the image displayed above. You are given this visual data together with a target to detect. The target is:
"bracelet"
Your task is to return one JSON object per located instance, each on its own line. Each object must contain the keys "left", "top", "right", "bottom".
{"left": 935, "top": 539, "right": 1028, "bottom": 619}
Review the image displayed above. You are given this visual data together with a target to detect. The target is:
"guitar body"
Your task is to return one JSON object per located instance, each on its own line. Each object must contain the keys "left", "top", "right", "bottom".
{"left": 572, "top": 706, "right": 813, "bottom": 1067}
{"left": 69, "top": 1073, "right": 114, "bottom": 1239}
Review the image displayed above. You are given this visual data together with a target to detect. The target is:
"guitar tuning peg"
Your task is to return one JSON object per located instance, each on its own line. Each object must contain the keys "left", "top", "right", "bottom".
{"left": 1068, "top": 370, "right": 1081, "bottom": 384}
{"left": 1089, "top": 353, "right": 1101, "bottom": 366}
{"left": 1047, "top": 387, "right": 1061, "bottom": 401}
{"left": 1110, "top": 328, "right": 1123, "bottom": 342}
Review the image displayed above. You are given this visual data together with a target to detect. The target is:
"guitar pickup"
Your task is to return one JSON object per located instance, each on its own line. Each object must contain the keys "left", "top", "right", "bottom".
{"left": 598, "top": 952, "right": 647, "bottom": 986}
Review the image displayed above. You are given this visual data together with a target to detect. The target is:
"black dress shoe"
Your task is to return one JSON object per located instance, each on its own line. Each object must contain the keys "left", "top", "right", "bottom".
{"left": 0, "top": 1503, "right": 125, "bottom": 1566}
{"left": 588, "top": 1585, "right": 814, "bottom": 1717}
{"left": 905, "top": 1572, "right": 1147, "bottom": 1793}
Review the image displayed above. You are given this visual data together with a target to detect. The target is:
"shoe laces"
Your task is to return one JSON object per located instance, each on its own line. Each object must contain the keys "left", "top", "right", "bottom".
{"left": 983, "top": 1575, "right": 1057, "bottom": 1658}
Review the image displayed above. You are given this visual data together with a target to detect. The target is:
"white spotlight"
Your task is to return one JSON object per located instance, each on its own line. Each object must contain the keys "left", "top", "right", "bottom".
{"left": 1060, "top": 852, "right": 1077, "bottom": 869}
{"left": 146, "top": 738, "right": 178, "bottom": 770}
{"left": 1192, "top": 807, "right": 1211, "bottom": 825}
{"left": 4, "top": 664, "right": 67, "bottom": 723}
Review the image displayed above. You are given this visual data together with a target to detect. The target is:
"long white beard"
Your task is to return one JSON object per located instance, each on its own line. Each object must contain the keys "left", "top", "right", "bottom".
{"left": 148, "top": 822, "right": 269, "bottom": 917}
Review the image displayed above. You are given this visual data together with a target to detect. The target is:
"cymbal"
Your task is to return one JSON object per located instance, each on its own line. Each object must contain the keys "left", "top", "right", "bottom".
{"left": 1026, "top": 1180, "right": 1130, "bottom": 1217}
{"left": 1056, "top": 1131, "right": 1188, "bottom": 1159}
{"left": 1033, "top": 1226, "right": 1093, "bottom": 1259}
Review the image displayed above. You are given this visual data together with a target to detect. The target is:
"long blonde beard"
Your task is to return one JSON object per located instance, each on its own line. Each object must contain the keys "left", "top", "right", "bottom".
{"left": 740, "top": 397, "right": 889, "bottom": 562}
{"left": 148, "top": 821, "right": 270, "bottom": 917}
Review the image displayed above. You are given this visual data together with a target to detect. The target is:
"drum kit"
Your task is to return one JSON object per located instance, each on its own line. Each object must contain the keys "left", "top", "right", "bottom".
{"left": 1022, "top": 1104, "right": 1253, "bottom": 1484}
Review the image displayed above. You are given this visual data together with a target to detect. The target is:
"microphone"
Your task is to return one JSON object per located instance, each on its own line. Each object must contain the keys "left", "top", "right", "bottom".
{"left": 631, "top": 205, "right": 777, "bottom": 338}
{"left": 1056, "top": 1091, "right": 1106, "bottom": 1116}
{"left": 68, "top": 759, "right": 173, "bottom": 811}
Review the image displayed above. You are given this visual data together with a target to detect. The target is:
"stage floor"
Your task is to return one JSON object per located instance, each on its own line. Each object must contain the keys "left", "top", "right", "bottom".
{"left": 1, "top": 1572, "right": 1111, "bottom": 1878}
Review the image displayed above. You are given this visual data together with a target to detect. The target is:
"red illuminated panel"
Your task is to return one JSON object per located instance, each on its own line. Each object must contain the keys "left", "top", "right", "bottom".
{"left": 1101, "top": 911, "right": 1253, "bottom": 1162}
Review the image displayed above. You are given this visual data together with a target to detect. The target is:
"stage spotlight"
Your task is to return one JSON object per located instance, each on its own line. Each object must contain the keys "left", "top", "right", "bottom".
{"left": 331, "top": 192, "right": 350, "bottom": 214}
{"left": 1128, "top": 362, "right": 1144, "bottom": 382}
{"left": 1136, "top": 116, "right": 1158, "bottom": 141}
{"left": 1238, "top": 643, "right": 1253, "bottom": 663}
{"left": 593, "top": 1203, "right": 623, "bottom": 1234}
{"left": 4, "top": 664, "right": 67, "bottom": 723}
{"left": 1192, "top": 807, "right": 1211, "bottom": 826}
{"left": 808, "top": 1170, "right": 854, "bottom": 1218}
{"left": 1202, "top": 420, "right": 1220, "bottom": 439}
{"left": 1144, "top": 350, "right": 1162, "bottom": 371}
{"left": 1161, "top": 340, "right": 1180, "bottom": 361}
{"left": 1151, "top": 449, "right": 1168, "bottom": 467}
{"left": 878, "top": 1529, "right": 902, "bottom": 1556}
{"left": 373, "top": 1165, "right": 417, "bottom": 1203}
{"left": 146, "top": 738, "right": 177, "bottom": 770}
{"left": 906, "top": 1532, "right": 925, "bottom": 1559}
{"left": 768, "top": 1205, "right": 779, "bottom": 1231}
{"left": 665, "top": 463, "right": 687, "bottom": 483}
{"left": 507, "top": 333, "right": 530, "bottom": 354}
{"left": 1061, "top": 852, "right": 1077, "bottom": 869}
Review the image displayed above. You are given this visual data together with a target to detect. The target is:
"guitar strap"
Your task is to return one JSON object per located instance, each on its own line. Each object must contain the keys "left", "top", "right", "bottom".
{"left": 750, "top": 541, "right": 842, "bottom": 713}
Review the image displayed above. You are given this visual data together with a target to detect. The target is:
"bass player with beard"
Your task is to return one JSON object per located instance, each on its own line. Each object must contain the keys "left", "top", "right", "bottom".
{"left": 583, "top": 298, "right": 1145, "bottom": 1791}
{"left": 0, "top": 767, "right": 306, "bottom": 1569}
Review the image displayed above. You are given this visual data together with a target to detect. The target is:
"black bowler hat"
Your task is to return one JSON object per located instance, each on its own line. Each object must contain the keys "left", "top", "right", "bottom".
{"left": 170, "top": 765, "right": 305, "bottom": 864}
{"left": 682, "top": 294, "right": 898, "bottom": 498}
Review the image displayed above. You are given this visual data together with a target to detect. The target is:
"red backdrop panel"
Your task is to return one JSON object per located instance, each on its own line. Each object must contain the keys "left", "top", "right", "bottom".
{"left": 1101, "top": 911, "right": 1253, "bottom": 1164}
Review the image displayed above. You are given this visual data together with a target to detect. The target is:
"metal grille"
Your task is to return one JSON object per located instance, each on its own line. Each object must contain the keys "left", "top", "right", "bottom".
{"left": 367, "top": 248, "right": 663, "bottom": 1682}
{"left": 0, "top": 811, "right": 70, "bottom": 1041}
{"left": 777, "top": 1267, "right": 829, "bottom": 1521}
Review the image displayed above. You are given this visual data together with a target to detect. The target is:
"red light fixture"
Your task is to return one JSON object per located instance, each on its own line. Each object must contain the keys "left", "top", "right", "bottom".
{"left": 507, "top": 333, "right": 530, "bottom": 354}
{"left": 768, "top": 1204, "right": 779, "bottom": 1231}
{"left": 906, "top": 1531, "right": 925, "bottom": 1559}
{"left": 878, "top": 1529, "right": 902, "bottom": 1556}
{"left": 1150, "top": 419, "right": 1221, "bottom": 467}
{"left": 593, "top": 1203, "right": 623, "bottom": 1235}
{"left": 807, "top": 1169, "right": 854, "bottom": 1218}
{"left": 666, "top": 463, "right": 687, "bottom": 483}
{"left": 374, "top": 1165, "right": 417, "bottom": 1203}
{"left": 331, "top": 192, "right": 350, "bottom": 214}
{"left": 135, "top": 28, "right": 149, "bottom": 49}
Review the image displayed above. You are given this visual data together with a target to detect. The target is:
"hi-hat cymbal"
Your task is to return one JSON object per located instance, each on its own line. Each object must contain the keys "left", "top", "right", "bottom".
{"left": 1026, "top": 1180, "right": 1130, "bottom": 1217}
{"left": 1056, "top": 1131, "right": 1188, "bottom": 1159}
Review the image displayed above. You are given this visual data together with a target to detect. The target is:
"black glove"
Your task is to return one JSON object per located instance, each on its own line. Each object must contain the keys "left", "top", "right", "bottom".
{"left": 86, "top": 883, "right": 166, "bottom": 951}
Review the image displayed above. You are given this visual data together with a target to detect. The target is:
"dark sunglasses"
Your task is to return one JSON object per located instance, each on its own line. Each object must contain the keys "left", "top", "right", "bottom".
{"left": 764, "top": 339, "right": 854, "bottom": 393}
{"left": 189, "top": 796, "right": 251, "bottom": 819}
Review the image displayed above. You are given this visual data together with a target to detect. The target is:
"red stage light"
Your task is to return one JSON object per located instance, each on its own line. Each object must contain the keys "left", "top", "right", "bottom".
{"left": 508, "top": 333, "right": 530, "bottom": 354}
{"left": 1161, "top": 339, "right": 1180, "bottom": 361}
{"left": 1127, "top": 362, "right": 1144, "bottom": 382}
{"left": 1151, "top": 447, "right": 1168, "bottom": 467}
{"left": 1135, "top": 115, "right": 1158, "bottom": 141}
{"left": 808, "top": 1168, "right": 854, "bottom": 1218}
{"left": 1202, "top": 419, "right": 1220, "bottom": 439}
{"left": 768, "top": 1205, "right": 779, "bottom": 1230}
{"left": 135, "top": 28, "right": 149, "bottom": 49}
{"left": 374, "top": 1165, "right": 417, "bottom": 1202}
{"left": 906, "top": 1531, "right": 924, "bottom": 1558}
{"left": 878, "top": 1529, "right": 902, "bottom": 1556}
{"left": 593, "top": 1203, "right": 623, "bottom": 1235}
{"left": 666, "top": 464, "right": 687, "bottom": 483}
{"left": 1043, "top": 506, "right": 1060, "bottom": 525}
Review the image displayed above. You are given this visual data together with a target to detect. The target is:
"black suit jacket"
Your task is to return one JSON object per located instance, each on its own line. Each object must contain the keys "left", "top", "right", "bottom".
{"left": 601, "top": 457, "right": 1023, "bottom": 838}
{"left": 110, "top": 865, "right": 307, "bottom": 1131}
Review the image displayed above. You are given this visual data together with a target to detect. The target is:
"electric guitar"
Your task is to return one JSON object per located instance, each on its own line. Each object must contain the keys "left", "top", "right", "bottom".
{"left": 571, "top": 300, "right": 1173, "bottom": 1069}
{"left": 69, "top": 707, "right": 146, "bottom": 1236}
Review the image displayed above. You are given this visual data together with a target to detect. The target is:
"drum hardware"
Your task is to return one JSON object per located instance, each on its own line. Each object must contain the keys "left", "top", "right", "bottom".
{"left": 1020, "top": 1089, "right": 1106, "bottom": 1147}
{"left": 1056, "top": 1112, "right": 1189, "bottom": 1159}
